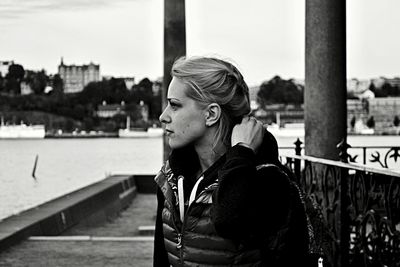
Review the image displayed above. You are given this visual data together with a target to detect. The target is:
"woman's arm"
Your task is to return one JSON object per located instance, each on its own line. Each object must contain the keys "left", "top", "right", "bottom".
{"left": 212, "top": 144, "right": 291, "bottom": 241}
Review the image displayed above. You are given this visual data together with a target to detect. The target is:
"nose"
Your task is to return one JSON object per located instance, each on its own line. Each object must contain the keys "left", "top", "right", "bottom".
{"left": 159, "top": 107, "right": 170, "bottom": 124}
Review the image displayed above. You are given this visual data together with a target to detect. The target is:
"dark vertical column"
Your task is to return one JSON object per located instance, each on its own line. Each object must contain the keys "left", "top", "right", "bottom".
{"left": 163, "top": 0, "right": 186, "bottom": 161}
{"left": 305, "top": 0, "right": 347, "bottom": 161}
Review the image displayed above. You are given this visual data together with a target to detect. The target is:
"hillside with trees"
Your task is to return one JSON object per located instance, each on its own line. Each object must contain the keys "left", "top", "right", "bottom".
{"left": 0, "top": 64, "right": 162, "bottom": 133}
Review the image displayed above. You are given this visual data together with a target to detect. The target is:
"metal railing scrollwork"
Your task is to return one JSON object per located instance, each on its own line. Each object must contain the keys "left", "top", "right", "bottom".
{"left": 347, "top": 146, "right": 400, "bottom": 169}
{"left": 282, "top": 151, "right": 400, "bottom": 267}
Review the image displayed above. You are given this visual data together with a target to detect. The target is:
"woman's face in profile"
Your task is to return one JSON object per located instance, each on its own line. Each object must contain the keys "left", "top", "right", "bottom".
{"left": 159, "top": 77, "right": 208, "bottom": 149}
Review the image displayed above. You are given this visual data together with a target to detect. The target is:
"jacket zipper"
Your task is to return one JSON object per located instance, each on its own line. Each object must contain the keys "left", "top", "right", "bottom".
{"left": 176, "top": 184, "right": 217, "bottom": 264}
{"left": 178, "top": 215, "right": 186, "bottom": 265}
{"left": 173, "top": 176, "right": 218, "bottom": 265}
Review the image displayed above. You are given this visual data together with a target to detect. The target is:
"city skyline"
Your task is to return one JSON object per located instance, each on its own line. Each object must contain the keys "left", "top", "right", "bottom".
{"left": 0, "top": 0, "right": 400, "bottom": 86}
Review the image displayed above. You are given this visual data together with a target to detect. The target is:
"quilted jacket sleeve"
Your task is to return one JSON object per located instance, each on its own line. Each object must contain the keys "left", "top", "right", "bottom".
{"left": 212, "top": 144, "right": 291, "bottom": 241}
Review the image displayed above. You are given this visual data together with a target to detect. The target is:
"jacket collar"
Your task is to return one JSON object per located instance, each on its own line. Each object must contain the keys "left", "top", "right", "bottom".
{"left": 167, "top": 129, "right": 280, "bottom": 182}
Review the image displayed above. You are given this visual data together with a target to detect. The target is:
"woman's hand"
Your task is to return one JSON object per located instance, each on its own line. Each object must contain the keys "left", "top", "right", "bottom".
{"left": 231, "top": 116, "right": 265, "bottom": 152}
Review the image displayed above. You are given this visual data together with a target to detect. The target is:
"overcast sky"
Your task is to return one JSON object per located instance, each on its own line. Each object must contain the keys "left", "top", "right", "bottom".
{"left": 0, "top": 0, "right": 399, "bottom": 86}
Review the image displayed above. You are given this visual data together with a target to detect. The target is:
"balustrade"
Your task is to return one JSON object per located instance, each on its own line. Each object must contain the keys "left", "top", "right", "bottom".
{"left": 281, "top": 141, "right": 400, "bottom": 267}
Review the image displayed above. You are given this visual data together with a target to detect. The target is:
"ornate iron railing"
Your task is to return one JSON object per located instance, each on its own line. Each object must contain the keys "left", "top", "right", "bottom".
{"left": 347, "top": 146, "right": 400, "bottom": 169}
{"left": 282, "top": 154, "right": 400, "bottom": 267}
{"left": 280, "top": 139, "right": 399, "bottom": 170}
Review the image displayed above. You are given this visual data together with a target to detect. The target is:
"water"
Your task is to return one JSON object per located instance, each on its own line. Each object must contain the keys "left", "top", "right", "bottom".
{"left": 0, "top": 135, "right": 399, "bottom": 221}
{"left": 0, "top": 138, "right": 163, "bottom": 221}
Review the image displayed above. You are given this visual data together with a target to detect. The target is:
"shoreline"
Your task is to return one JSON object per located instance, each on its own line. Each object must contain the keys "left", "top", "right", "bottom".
{"left": 45, "top": 132, "right": 118, "bottom": 138}
{"left": 0, "top": 132, "right": 398, "bottom": 140}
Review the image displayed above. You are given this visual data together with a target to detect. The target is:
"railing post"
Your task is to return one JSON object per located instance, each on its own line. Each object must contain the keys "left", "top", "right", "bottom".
{"left": 294, "top": 138, "right": 302, "bottom": 183}
{"left": 363, "top": 147, "right": 366, "bottom": 165}
{"left": 337, "top": 139, "right": 350, "bottom": 267}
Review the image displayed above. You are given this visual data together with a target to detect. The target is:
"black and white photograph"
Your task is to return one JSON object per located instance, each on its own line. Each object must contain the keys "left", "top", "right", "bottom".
{"left": 0, "top": 0, "right": 399, "bottom": 266}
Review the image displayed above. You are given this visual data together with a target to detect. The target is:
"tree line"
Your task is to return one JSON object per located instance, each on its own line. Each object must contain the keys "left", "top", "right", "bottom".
{"left": 256, "top": 75, "right": 400, "bottom": 107}
{"left": 2, "top": 63, "right": 399, "bottom": 132}
{"left": 0, "top": 64, "right": 161, "bottom": 132}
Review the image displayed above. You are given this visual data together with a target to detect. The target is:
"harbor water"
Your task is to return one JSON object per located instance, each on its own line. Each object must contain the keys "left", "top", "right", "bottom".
{"left": 0, "top": 138, "right": 163, "bottom": 221}
{"left": 0, "top": 135, "right": 399, "bottom": 221}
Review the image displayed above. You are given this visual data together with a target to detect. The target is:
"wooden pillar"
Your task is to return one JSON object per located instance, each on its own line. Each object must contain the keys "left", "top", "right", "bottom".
{"left": 305, "top": 0, "right": 347, "bottom": 161}
{"left": 163, "top": 0, "right": 186, "bottom": 161}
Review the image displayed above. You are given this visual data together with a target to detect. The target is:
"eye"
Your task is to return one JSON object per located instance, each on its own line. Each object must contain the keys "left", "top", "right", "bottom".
{"left": 168, "top": 101, "right": 180, "bottom": 110}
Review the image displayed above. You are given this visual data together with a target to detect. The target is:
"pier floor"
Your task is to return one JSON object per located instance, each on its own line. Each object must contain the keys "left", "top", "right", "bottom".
{"left": 0, "top": 194, "right": 157, "bottom": 267}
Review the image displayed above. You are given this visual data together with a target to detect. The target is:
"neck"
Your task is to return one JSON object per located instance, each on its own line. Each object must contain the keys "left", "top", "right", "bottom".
{"left": 195, "top": 145, "right": 218, "bottom": 173}
{"left": 194, "top": 133, "right": 226, "bottom": 173}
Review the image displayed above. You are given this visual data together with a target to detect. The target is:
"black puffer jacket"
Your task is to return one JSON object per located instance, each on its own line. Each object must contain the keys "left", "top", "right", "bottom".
{"left": 153, "top": 130, "right": 309, "bottom": 266}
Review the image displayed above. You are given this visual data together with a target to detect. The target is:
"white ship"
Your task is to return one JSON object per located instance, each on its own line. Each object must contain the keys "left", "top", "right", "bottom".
{"left": 0, "top": 122, "right": 46, "bottom": 139}
{"left": 118, "top": 116, "right": 163, "bottom": 138}
{"left": 118, "top": 127, "right": 163, "bottom": 138}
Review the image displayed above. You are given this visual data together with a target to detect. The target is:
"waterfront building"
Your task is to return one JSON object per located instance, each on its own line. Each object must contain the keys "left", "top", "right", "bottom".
{"left": 122, "top": 77, "right": 135, "bottom": 90}
{"left": 139, "top": 100, "right": 149, "bottom": 123}
{"left": 58, "top": 58, "right": 100, "bottom": 94}
{"left": 254, "top": 104, "right": 304, "bottom": 126}
{"left": 20, "top": 81, "right": 33, "bottom": 95}
{"left": 0, "top": 60, "right": 14, "bottom": 77}
{"left": 368, "top": 97, "right": 400, "bottom": 129}
{"left": 385, "top": 77, "right": 400, "bottom": 88}
{"left": 96, "top": 101, "right": 125, "bottom": 118}
{"left": 347, "top": 78, "right": 370, "bottom": 94}
{"left": 248, "top": 85, "right": 260, "bottom": 111}
{"left": 152, "top": 78, "right": 162, "bottom": 96}
{"left": 371, "top": 77, "right": 386, "bottom": 89}
{"left": 347, "top": 99, "right": 367, "bottom": 117}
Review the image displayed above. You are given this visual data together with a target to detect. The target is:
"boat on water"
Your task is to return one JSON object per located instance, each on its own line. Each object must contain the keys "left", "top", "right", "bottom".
{"left": 118, "top": 116, "right": 163, "bottom": 138}
{"left": 0, "top": 124, "right": 46, "bottom": 139}
{"left": 353, "top": 119, "right": 375, "bottom": 135}
{"left": 118, "top": 127, "right": 163, "bottom": 138}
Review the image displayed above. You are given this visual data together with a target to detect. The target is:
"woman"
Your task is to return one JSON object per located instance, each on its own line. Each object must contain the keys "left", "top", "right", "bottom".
{"left": 153, "top": 56, "right": 309, "bottom": 266}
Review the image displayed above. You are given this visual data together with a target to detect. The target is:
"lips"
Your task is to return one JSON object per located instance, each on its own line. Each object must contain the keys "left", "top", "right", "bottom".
{"left": 165, "top": 129, "right": 173, "bottom": 136}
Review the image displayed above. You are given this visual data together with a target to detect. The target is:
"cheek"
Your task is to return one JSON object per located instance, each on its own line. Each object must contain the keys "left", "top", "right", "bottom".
{"left": 178, "top": 117, "right": 205, "bottom": 137}
{"left": 181, "top": 120, "right": 200, "bottom": 134}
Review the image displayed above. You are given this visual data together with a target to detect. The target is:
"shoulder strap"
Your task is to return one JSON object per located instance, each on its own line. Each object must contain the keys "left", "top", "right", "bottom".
{"left": 256, "top": 163, "right": 283, "bottom": 172}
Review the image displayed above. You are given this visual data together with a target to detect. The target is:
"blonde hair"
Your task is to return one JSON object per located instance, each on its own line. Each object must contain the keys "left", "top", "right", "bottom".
{"left": 171, "top": 56, "right": 251, "bottom": 150}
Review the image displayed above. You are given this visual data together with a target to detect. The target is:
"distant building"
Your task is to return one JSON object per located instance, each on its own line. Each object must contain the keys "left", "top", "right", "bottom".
{"left": 0, "top": 60, "right": 14, "bottom": 77}
{"left": 368, "top": 97, "right": 400, "bottom": 128}
{"left": 139, "top": 100, "right": 149, "bottom": 123}
{"left": 248, "top": 85, "right": 259, "bottom": 111}
{"left": 96, "top": 101, "right": 126, "bottom": 118}
{"left": 122, "top": 77, "right": 135, "bottom": 90}
{"left": 152, "top": 78, "right": 162, "bottom": 95}
{"left": 347, "top": 99, "right": 368, "bottom": 128}
{"left": 20, "top": 81, "right": 33, "bottom": 95}
{"left": 385, "top": 77, "right": 400, "bottom": 88}
{"left": 371, "top": 77, "right": 385, "bottom": 89}
{"left": 347, "top": 78, "right": 370, "bottom": 93}
{"left": 58, "top": 58, "right": 100, "bottom": 94}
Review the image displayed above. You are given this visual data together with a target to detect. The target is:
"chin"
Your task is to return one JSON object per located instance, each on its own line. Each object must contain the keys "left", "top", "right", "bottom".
{"left": 168, "top": 139, "right": 190, "bottom": 150}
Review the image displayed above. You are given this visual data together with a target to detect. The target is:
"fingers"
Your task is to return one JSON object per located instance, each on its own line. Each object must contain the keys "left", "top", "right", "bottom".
{"left": 242, "top": 115, "right": 255, "bottom": 122}
{"left": 241, "top": 115, "right": 263, "bottom": 126}
{"left": 232, "top": 115, "right": 265, "bottom": 151}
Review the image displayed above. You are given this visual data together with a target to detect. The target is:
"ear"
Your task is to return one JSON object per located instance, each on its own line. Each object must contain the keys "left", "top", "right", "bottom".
{"left": 205, "top": 103, "right": 221, "bottom": 127}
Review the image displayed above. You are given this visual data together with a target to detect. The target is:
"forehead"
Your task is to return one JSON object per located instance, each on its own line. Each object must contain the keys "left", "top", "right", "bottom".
{"left": 167, "top": 77, "right": 189, "bottom": 99}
